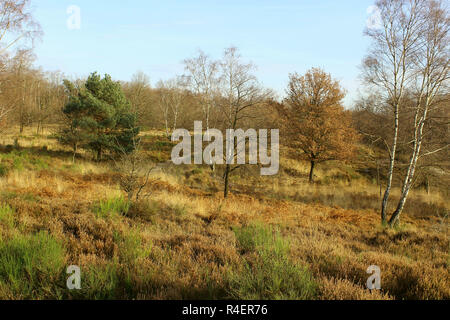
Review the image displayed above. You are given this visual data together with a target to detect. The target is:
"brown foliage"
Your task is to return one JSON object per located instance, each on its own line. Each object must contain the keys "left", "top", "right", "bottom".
{"left": 277, "top": 68, "right": 359, "bottom": 182}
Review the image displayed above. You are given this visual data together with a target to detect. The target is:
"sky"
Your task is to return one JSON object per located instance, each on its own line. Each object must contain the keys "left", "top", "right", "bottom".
{"left": 31, "top": 0, "right": 376, "bottom": 107}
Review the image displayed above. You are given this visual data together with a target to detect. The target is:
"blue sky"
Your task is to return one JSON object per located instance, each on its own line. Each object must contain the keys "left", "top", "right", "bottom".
{"left": 32, "top": 0, "right": 375, "bottom": 107}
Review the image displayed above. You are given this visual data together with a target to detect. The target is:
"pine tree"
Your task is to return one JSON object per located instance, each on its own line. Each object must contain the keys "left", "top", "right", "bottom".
{"left": 60, "top": 72, "right": 139, "bottom": 161}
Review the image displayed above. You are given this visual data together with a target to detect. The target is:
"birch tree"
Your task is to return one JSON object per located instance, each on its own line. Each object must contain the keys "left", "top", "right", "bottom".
{"left": 362, "top": 0, "right": 426, "bottom": 224}
{"left": 0, "top": 0, "right": 40, "bottom": 129}
{"left": 219, "top": 47, "right": 271, "bottom": 198}
{"left": 125, "top": 71, "right": 151, "bottom": 122}
{"left": 363, "top": 0, "right": 449, "bottom": 226}
{"left": 156, "top": 77, "right": 186, "bottom": 138}
{"left": 0, "top": 55, "right": 12, "bottom": 127}
{"left": 388, "top": 0, "right": 449, "bottom": 227}
{"left": 183, "top": 50, "right": 219, "bottom": 132}
{"left": 0, "top": 0, "right": 41, "bottom": 54}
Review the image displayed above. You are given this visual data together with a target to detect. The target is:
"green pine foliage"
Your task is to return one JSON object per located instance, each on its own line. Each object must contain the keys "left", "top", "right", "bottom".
{"left": 59, "top": 72, "right": 139, "bottom": 160}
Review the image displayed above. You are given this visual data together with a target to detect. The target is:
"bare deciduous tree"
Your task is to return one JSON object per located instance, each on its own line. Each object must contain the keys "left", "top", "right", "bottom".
{"left": 114, "top": 137, "right": 156, "bottom": 203}
{"left": 0, "top": 1, "right": 41, "bottom": 132}
{"left": 124, "top": 71, "right": 151, "bottom": 122}
{"left": 184, "top": 50, "right": 219, "bottom": 132}
{"left": 362, "top": 0, "right": 427, "bottom": 224}
{"left": 219, "top": 47, "right": 271, "bottom": 198}
{"left": 0, "top": 0, "right": 41, "bottom": 54}
{"left": 0, "top": 55, "right": 13, "bottom": 128}
{"left": 363, "top": 0, "right": 449, "bottom": 226}
{"left": 156, "top": 77, "right": 186, "bottom": 138}
{"left": 388, "top": 0, "right": 449, "bottom": 227}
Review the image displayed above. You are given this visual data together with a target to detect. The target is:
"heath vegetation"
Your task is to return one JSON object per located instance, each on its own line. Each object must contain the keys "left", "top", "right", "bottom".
{"left": 0, "top": 0, "right": 448, "bottom": 300}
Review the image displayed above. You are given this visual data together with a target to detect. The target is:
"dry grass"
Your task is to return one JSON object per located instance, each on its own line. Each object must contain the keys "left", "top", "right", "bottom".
{"left": 0, "top": 128, "right": 448, "bottom": 300}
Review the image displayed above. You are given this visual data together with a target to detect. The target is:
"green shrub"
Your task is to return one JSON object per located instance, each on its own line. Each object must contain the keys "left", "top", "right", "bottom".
{"left": 31, "top": 157, "right": 49, "bottom": 170}
{"left": 113, "top": 230, "right": 152, "bottom": 264}
{"left": 0, "top": 191, "right": 39, "bottom": 203}
{"left": 67, "top": 260, "right": 156, "bottom": 300}
{"left": 12, "top": 157, "right": 24, "bottom": 171}
{"left": 0, "top": 191, "right": 17, "bottom": 201}
{"left": 63, "top": 163, "right": 82, "bottom": 173}
{"left": 230, "top": 223, "right": 317, "bottom": 300}
{"left": 0, "top": 203, "right": 14, "bottom": 228}
{"left": 233, "top": 223, "right": 289, "bottom": 256}
{"left": 0, "top": 231, "right": 65, "bottom": 298}
{"left": 0, "top": 163, "right": 8, "bottom": 177}
{"left": 0, "top": 150, "right": 51, "bottom": 172}
{"left": 23, "top": 193, "right": 40, "bottom": 203}
{"left": 93, "top": 196, "right": 130, "bottom": 218}
{"left": 69, "top": 263, "right": 120, "bottom": 300}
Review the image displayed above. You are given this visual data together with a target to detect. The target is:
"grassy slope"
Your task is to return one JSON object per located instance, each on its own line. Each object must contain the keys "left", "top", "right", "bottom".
{"left": 0, "top": 128, "right": 448, "bottom": 300}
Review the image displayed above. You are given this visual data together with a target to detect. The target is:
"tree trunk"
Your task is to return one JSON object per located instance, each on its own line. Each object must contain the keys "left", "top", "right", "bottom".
{"left": 204, "top": 106, "right": 210, "bottom": 136}
{"left": 223, "top": 107, "right": 238, "bottom": 199}
{"left": 377, "top": 161, "right": 382, "bottom": 199}
{"left": 388, "top": 160, "right": 416, "bottom": 227}
{"left": 224, "top": 164, "right": 231, "bottom": 198}
{"left": 309, "top": 161, "right": 316, "bottom": 183}
{"left": 381, "top": 104, "right": 399, "bottom": 224}
{"left": 164, "top": 117, "right": 170, "bottom": 139}
{"left": 388, "top": 110, "right": 426, "bottom": 228}
{"left": 72, "top": 143, "right": 78, "bottom": 163}
{"left": 204, "top": 129, "right": 216, "bottom": 172}
{"left": 97, "top": 147, "right": 102, "bottom": 161}
{"left": 172, "top": 114, "right": 177, "bottom": 134}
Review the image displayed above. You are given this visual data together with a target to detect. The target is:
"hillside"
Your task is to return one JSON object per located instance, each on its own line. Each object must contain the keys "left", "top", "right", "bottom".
{"left": 0, "top": 128, "right": 448, "bottom": 300}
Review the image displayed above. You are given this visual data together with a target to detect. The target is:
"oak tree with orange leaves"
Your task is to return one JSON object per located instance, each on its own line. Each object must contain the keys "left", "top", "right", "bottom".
{"left": 278, "top": 68, "right": 358, "bottom": 183}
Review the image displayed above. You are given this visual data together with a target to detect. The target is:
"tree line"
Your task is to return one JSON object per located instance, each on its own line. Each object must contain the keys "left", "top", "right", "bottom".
{"left": 0, "top": 0, "right": 448, "bottom": 227}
